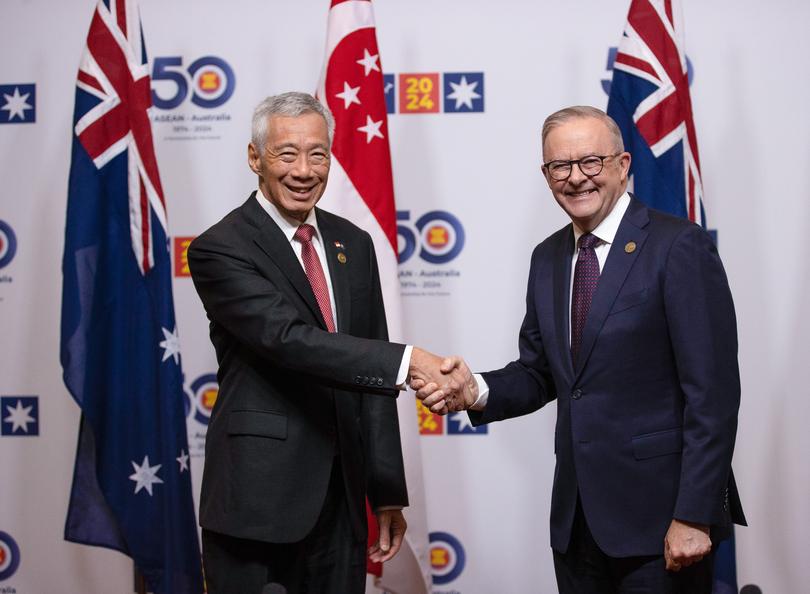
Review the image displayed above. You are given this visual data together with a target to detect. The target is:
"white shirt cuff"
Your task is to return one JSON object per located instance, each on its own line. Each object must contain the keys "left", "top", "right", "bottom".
{"left": 470, "top": 373, "right": 489, "bottom": 410}
{"left": 396, "top": 345, "right": 413, "bottom": 389}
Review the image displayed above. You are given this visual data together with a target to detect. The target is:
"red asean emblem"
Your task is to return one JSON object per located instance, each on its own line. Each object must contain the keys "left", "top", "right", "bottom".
{"left": 173, "top": 236, "right": 194, "bottom": 277}
{"left": 197, "top": 70, "right": 221, "bottom": 94}
{"left": 425, "top": 225, "right": 449, "bottom": 249}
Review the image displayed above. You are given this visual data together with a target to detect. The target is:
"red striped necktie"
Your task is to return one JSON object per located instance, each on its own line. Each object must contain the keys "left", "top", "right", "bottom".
{"left": 293, "top": 224, "right": 336, "bottom": 332}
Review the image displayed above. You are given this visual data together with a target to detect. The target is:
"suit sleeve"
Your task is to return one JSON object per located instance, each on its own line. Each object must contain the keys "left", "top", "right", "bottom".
{"left": 664, "top": 224, "right": 740, "bottom": 526}
{"left": 360, "top": 237, "right": 409, "bottom": 508}
{"left": 472, "top": 249, "right": 557, "bottom": 425}
{"left": 188, "top": 231, "right": 406, "bottom": 395}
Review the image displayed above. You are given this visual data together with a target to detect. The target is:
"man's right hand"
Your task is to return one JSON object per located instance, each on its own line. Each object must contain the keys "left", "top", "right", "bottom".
{"left": 409, "top": 353, "right": 477, "bottom": 415}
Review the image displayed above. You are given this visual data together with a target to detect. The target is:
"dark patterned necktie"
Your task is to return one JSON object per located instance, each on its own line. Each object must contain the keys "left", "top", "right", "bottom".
{"left": 293, "top": 224, "right": 336, "bottom": 332}
{"left": 571, "top": 233, "right": 600, "bottom": 365}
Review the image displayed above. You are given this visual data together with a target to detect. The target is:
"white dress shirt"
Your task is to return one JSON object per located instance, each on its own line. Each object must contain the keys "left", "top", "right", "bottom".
{"left": 255, "top": 192, "right": 411, "bottom": 386}
{"left": 470, "top": 192, "right": 631, "bottom": 410}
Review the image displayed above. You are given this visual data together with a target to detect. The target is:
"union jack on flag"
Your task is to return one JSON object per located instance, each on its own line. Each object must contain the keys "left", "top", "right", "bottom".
{"left": 74, "top": 0, "right": 166, "bottom": 273}
{"left": 61, "top": 2, "right": 203, "bottom": 593}
{"left": 607, "top": 0, "right": 705, "bottom": 225}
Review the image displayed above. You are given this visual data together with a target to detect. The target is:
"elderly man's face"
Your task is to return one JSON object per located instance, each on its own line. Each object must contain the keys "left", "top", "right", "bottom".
{"left": 542, "top": 117, "right": 630, "bottom": 233}
{"left": 248, "top": 112, "right": 331, "bottom": 223}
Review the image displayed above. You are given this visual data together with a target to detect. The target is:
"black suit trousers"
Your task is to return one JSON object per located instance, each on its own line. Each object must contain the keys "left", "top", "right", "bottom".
{"left": 553, "top": 500, "right": 714, "bottom": 594}
{"left": 202, "top": 458, "right": 366, "bottom": 594}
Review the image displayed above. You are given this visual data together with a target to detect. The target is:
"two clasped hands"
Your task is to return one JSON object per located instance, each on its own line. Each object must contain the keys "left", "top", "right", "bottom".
{"left": 407, "top": 348, "right": 478, "bottom": 415}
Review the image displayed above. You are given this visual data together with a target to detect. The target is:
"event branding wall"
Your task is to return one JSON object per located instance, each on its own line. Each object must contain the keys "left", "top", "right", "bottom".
{"left": 1, "top": 1, "right": 808, "bottom": 592}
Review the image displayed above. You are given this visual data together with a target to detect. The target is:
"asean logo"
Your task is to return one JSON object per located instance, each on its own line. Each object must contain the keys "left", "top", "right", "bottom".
{"left": 0, "top": 220, "right": 18, "bottom": 269}
{"left": 152, "top": 56, "right": 236, "bottom": 109}
{"left": 430, "top": 531, "right": 465, "bottom": 585}
{"left": 397, "top": 210, "right": 465, "bottom": 264}
{"left": 173, "top": 236, "right": 195, "bottom": 277}
{"left": 0, "top": 531, "right": 21, "bottom": 581}
{"left": 184, "top": 373, "right": 219, "bottom": 425}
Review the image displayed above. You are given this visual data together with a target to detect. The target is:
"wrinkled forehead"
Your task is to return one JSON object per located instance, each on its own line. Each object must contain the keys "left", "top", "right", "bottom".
{"left": 266, "top": 113, "right": 329, "bottom": 146}
{"left": 542, "top": 117, "right": 615, "bottom": 160}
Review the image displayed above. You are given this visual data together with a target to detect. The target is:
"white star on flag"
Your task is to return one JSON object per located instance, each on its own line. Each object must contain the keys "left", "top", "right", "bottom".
{"left": 129, "top": 455, "right": 163, "bottom": 496}
{"left": 451, "top": 412, "right": 478, "bottom": 432}
{"left": 335, "top": 82, "right": 361, "bottom": 109}
{"left": 447, "top": 76, "right": 481, "bottom": 110}
{"left": 4, "top": 400, "right": 35, "bottom": 433}
{"left": 357, "top": 115, "right": 384, "bottom": 143}
{"left": 176, "top": 449, "right": 190, "bottom": 472}
{"left": 356, "top": 48, "right": 380, "bottom": 76}
{"left": 1, "top": 87, "right": 33, "bottom": 121}
{"left": 159, "top": 326, "right": 181, "bottom": 364}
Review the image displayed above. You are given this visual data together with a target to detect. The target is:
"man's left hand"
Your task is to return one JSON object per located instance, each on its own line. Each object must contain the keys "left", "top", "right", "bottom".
{"left": 369, "top": 509, "right": 407, "bottom": 563}
{"left": 664, "top": 518, "right": 711, "bottom": 571}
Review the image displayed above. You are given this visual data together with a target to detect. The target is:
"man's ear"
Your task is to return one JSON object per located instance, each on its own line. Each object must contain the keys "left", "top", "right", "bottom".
{"left": 247, "top": 142, "right": 260, "bottom": 175}
{"left": 619, "top": 151, "right": 632, "bottom": 181}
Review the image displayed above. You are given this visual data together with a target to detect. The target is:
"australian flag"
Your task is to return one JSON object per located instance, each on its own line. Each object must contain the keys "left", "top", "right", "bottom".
{"left": 607, "top": 2, "right": 737, "bottom": 592}
{"left": 606, "top": 0, "right": 705, "bottom": 226}
{"left": 60, "top": 1, "right": 203, "bottom": 593}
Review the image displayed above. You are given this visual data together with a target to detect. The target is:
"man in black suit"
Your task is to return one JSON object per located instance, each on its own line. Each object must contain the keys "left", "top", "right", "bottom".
{"left": 189, "top": 92, "right": 447, "bottom": 594}
{"left": 417, "top": 106, "right": 745, "bottom": 593}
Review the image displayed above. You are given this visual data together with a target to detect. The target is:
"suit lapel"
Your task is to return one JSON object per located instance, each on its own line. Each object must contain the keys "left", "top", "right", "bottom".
{"left": 316, "top": 209, "right": 351, "bottom": 332}
{"left": 573, "top": 199, "right": 649, "bottom": 379}
{"left": 242, "top": 195, "right": 327, "bottom": 329}
{"left": 553, "top": 225, "right": 575, "bottom": 380}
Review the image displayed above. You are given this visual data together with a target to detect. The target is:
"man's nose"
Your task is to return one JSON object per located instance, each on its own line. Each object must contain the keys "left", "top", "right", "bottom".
{"left": 567, "top": 161, "right": 588, "bottom": 184}
{"left": 291, "top": 154, "right": 312, "bottom": 177}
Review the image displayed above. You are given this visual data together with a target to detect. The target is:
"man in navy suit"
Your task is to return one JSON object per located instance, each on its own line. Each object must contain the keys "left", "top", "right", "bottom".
{"left": 417, "top": 106, "right": 745, "bottom": 593}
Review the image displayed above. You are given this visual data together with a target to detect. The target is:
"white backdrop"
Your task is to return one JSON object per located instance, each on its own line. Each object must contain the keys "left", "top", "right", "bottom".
{"left": 0, "top": 1, "right": 808, "bottom": 592}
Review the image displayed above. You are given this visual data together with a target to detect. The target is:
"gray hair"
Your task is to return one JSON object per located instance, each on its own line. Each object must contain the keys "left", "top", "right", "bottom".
{"left": 541, "top": 106, "right": 625, "bottom": 155}
{"left": 251, "top": 92, "right": 335, "bottom": 151}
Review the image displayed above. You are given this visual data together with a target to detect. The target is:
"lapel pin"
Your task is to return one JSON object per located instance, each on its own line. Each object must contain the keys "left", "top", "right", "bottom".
{"left": 624, "top": 241, "right": 636, "bottom": 254}
{"left": 334, "top": 241, "right": 345, "bottom": 249}
{"left": 337, "top": 253, "right": 347, "bottom": 264}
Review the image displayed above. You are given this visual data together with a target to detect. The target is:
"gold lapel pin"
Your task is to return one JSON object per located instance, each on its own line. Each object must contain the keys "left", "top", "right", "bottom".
{"left": 624, "top": 241, "right": 637, "bottom": 254}
{"left": 337, "top": 253, "right": 347, "bottom": 264}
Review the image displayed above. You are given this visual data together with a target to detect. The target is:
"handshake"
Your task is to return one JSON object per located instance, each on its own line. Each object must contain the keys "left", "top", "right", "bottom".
{"left": 407, "top": 347, "right": 479, "bottom": 415}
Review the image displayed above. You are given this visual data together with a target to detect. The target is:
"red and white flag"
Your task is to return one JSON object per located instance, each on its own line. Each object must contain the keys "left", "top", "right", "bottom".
{"left": 317, "top": 1, "right": 431, "bottom": 592}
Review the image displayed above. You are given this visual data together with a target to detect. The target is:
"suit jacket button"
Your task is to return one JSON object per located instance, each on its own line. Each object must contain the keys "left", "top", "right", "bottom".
{"left": 572, "top": 389, "right": 582, "bottom": 400}
{"left": 362, "top": 376, "right": 369, "bottom": 384}
{"left": 355, "top": 376, "right": 362, "bottom": 384}
{"left": 377, "top": 378, "right": 384, "bottom": 386}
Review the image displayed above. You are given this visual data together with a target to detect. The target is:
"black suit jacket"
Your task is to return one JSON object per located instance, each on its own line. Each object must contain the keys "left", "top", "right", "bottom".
{"left": 473, "top": 197, "right": 745, "bottom": 557}
{"left": 188, "top": 194, "right": 408, "bottom": 543}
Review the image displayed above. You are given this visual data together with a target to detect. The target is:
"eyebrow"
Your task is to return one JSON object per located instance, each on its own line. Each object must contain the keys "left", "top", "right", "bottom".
{"left": 271, "top": 142, "right": 329, "bottom": 151}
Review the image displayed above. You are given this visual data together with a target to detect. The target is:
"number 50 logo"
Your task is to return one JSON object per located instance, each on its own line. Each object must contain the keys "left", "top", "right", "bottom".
{"left": 151, "top": 56, "right": 236, "bottom": 109}
{"left": 397, "top": 210, "right": 465, "bottom": 264}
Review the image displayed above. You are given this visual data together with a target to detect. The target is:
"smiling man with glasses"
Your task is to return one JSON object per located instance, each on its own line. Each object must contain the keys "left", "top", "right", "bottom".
{"left": 415, "top": 105, "right": 745, "bottom": 593}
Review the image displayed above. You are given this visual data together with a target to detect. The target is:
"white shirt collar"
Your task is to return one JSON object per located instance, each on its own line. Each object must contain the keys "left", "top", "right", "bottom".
{"left": 572, "top": 192, "right": 631, "bottom": 248}
{"left": 254, "top": 189, "right": 320, "bottom": 244}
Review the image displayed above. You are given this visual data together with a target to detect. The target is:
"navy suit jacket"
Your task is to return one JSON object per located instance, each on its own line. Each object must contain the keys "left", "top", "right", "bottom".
{"left": 188, "top": 194, "right": 408, "bottom": 544}
{"left": 473, "top": 197, "right": 745, "bottom": 557}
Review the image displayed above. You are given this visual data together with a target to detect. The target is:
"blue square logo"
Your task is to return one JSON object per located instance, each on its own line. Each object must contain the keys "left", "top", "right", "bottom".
{"left": 383, "top": 74, "right": 396, "bottom": 114}
{"left": 446, "top": 412, "right": 488, "bottom": 435}
{"left": 0, "top": 84, "right": 36, "bottom": 124}
{"left": 1, "top": 396, "right": 39, "bottom": 436}
{"left": 443, "top": 72, "right": 484, "bottom": 113}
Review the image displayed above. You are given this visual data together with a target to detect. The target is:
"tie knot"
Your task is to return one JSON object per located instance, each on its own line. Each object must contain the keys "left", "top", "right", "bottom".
{"left": 578, "top": 233, "right": 599, "bottom": 250}
{"left": 294, "top": 224, "right": 316, "bottom": 243}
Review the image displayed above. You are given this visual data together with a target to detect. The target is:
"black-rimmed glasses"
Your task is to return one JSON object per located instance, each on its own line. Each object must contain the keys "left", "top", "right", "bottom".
{"left": 542, "top": 153, "right": 622, "bottom": 181}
